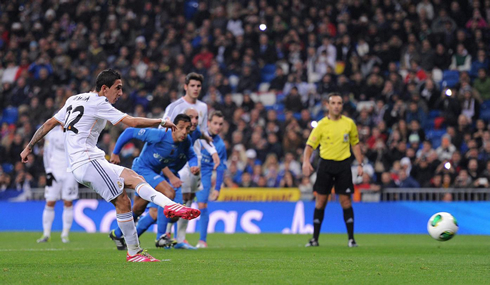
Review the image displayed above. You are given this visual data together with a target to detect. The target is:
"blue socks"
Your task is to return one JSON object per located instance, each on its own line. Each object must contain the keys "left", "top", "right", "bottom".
{"left": 199, "top": 208, "right": 209, "bottom": 242}
{"left": 136, "top": 213, "right": 156, "bottom": 237}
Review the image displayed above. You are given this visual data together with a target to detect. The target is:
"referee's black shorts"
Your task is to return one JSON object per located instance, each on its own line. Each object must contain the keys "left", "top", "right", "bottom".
{"left": 313, "top": 157, "right": 354, "bottom": 196}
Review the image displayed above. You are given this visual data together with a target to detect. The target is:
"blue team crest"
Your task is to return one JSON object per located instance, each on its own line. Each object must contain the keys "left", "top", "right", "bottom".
{"left": 138, "top": 129, "right": 146, "bottom": 136}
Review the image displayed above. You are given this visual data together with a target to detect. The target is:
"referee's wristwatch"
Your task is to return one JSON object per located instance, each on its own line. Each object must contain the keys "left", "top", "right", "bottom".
{"left": 359, "top": 163, "right": 364, "bottom": 167}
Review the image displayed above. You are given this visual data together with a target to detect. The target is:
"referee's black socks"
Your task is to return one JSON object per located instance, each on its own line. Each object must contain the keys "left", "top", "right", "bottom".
{"left": 313, "top": 208, "right": 325, "bottom": 241}
{"left": 343, "top": 207, "right": 354, "bottom": 240}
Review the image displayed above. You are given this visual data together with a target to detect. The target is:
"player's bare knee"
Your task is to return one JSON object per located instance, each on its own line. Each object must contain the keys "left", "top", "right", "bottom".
{"left": 113, "top": 193, "right": 131, "bottom": 212}
{"left": 149, "top": 207, "right": 158, "bottom": 219}
{"left": 63, "top": 200, "right": 73, "bottom": 207}
{"left": 46, "top": 201, "right": 56, "bottom": 207}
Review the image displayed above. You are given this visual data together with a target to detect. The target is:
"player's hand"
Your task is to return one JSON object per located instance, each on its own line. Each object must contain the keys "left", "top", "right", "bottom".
{"left": 210, "top": 190, "right": 220, "bottom": 201}
{"left": 357, "top": 165, "right": 364, "bottom": 177}
{"left": 20, "top": 146, "right": 32, "bottom": 163}
{"left": 110, "top": 153, "right": 121, "bottom": 165}
{"left": 46, "top": 173, "right": 56, "bottom": 187}
{"left": 212, "top": 153, "right": 220, "bottom": 170}
{"left": 302, "top": 162, "right": 314, "bottom": 177}
{"left": 203, "top": 134, "right": 213, "bottom": 145}
{"left": 190, "top": 166, "right": 200, "bottom": 175}
{"left": 169, "top": 176, "right": 183, "bottom": 188}
{"left": 161, "top": 119, "right": 177, "bottom": 132}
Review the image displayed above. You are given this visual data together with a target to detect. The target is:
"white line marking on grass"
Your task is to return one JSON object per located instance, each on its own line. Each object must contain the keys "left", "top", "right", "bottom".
{"left": 0, "top": 248, "right": 88, "bottom": 252}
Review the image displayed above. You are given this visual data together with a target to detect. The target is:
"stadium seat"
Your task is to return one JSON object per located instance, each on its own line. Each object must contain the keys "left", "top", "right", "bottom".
{"left": 1, "top": 107, "right": 18, "bottom": 125}
{"left": 440, "top": 70, "right": 460, "bottom": 89}
{"left": 260, "top": 64, "right": 277, "bottom": 83}
{"left": 429, "top": 110, "right": 441, "bottom": 119}
{"left": 1, "top": 163, "right": 13, "bottom": 174}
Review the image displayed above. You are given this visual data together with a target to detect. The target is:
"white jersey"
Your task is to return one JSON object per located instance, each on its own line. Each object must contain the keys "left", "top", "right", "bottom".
{"left": 43, "top": 126, "right": 68, "bottom": 178}
{"left": 53, "top": 92, "right": 127, "bottom": 171}
{"left": 163, "top": 97, "right": 209, "bottom": 133}
{"left": 162, "top": 96, "right": 216, "bottom": 157}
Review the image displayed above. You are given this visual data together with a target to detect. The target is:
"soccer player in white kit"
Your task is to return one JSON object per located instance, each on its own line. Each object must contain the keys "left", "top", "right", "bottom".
{"left": 37, "top": 125, "right": 78, "bottom": 244}
{"left": 21, "top": 69, "right": 200, "bottom": 262}
{"left": 161, "top": 73, "right": 220, "bottom": 248}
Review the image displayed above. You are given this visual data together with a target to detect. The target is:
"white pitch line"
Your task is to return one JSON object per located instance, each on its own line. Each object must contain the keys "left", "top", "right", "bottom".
{"left": 0, "top": 248, "right": 90, "bottom": 252}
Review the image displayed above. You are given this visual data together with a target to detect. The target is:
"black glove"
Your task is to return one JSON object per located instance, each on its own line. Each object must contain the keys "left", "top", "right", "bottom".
{"left": 46, "top": 173, "right": 56, "bottom": 187}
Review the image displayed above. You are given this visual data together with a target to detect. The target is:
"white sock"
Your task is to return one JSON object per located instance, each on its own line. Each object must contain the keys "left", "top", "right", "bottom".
{"left": 116, "top": 212, "right": 141, "bottom": 256}
{"left": 176, "top": 200, "right": 192, "bottom": 243}
{"left": 135, "top": 183, "right": 175, "bottom": 207}
{"left": 177, "top": 219, "right": 188, "bottom": 243}
{"left": 42, "top": 206, "right": 55, "bottom": 237}
{"left": 166, "top": 222, "right": 174, "bottom": 235}
{"left": 62, "top": 206, "right": 73, "bottom": 238}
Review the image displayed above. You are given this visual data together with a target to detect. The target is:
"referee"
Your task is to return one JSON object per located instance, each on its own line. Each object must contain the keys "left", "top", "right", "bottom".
{"left": 302, "top": 93, "right": 364, "bottom": 247}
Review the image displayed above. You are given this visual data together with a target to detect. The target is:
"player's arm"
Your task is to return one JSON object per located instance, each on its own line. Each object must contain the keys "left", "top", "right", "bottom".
{"left": 186, "top": 143, "right": 200, "bottom": 175}
{"left": 210, "top": 143, "right": 227, "bottom": 201}
{"left": 350, "top": 120, "right": 364, "bottom": 177}
{"left": 21, "top": 117, "right": 60, "bottom": 163}
{"left": 161, "top": 167, "right": 182, "bottom": 188}
{"left": 302, "top": 123, "right": 322, "bottom": 177}
{"left": 110, "top": 127, "right": 163, "bottom": 164}
{"left": 120, "top": 116, "right": 176, "bottom": 130}
{"left": 200, "top": 136, "right": 220, "bottom": 170}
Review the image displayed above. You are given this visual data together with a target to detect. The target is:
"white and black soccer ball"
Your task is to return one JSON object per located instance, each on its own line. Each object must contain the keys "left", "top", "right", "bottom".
{"left": 427, "top": 212, "right": 459, "bottom": 241}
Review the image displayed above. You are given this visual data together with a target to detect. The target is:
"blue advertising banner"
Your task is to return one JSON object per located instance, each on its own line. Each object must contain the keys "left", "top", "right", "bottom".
{"left": 0, "top": 201, "right": 489, "bottom": 235}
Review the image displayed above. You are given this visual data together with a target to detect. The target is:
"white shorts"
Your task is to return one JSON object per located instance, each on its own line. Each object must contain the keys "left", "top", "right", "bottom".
{"left": 45, "top": 172, "right": 79, "bottom": 202}
{"left": 179, "top": 164, "right": 203, "bottom": 194}
{"left": 72, "top": 159, "right": 125, "bottom": 202}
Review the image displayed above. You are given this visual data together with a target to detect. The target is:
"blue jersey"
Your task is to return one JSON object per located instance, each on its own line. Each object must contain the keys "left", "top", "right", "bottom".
{"left": 202, "top": 134, "right": 227, "bottom": 172}
{"left": 113, "top": 128, "right": 198, "bottom": 174}
{"left": 189, "top": 126, "right": 202, "bottom": 144}
{"left": 166, "top": 126, "right": 203, "bottom": 174}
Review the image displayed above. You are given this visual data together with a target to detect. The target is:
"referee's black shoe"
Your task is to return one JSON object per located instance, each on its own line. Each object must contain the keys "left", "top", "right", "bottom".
{"left": 348, "top": 239, "right": 358, "bottom": 247}
{"left": 305, "top": 238, "right": 319, "bottom": 247}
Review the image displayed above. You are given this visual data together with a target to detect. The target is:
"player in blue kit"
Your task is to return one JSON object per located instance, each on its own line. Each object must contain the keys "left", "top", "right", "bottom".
{"left": 196, "top": 111, "right": 227, "bottom": 248}
{"left": 108, "top": 114, "right": 200, "bottom": 250}
{"left": 154, "top": 108, "right": 206, "bottom": 249}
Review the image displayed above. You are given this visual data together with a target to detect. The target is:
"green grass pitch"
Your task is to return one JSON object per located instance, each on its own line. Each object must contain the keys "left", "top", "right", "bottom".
{"left": 0, "top": 232, "right": 489, "bottom": 284}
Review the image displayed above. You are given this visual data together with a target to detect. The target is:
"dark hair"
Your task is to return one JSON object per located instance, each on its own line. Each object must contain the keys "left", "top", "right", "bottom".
{"left": 95, "top": 69, "right": 121, "bottom": 91}
{"left": 173, "top": 114, "right": 191, "bottom": 125}
{"left": 185, "top": 72, "right": 204, "bottom": 85}
{"left": 327, "top": 92, "right": 342, "bottom": 101}
{"left": 208, "top": 110, "right": 224, "bottom": 121}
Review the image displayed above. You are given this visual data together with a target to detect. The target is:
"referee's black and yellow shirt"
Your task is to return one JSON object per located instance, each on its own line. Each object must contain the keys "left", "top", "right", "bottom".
{"left": 306, "top": 115, "right": 359, "bottom": 161}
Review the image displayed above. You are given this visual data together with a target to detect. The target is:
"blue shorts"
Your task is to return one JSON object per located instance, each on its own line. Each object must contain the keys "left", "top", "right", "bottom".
{"left": 132, "top": 159, "right": 166, "bottom": 189}
{"left": 196, "top": 169, "right": 212, "bottom": 203}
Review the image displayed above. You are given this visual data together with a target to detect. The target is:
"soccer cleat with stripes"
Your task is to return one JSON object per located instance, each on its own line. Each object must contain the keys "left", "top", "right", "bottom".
{"left": 126, "top": 250, "right": 160, "bottom": 262}
{"left": 305, "top": 238, "right": 319, "bottom": 247}
{"left": 174, "top": 242, "right": 197, "bottom": 250}
{"left": 164, "top": 204, "right": 200, "bottom": 220}
{"left": 61, "top": 236, "right": 70, "bottom": 243}
{"left": 348, "top": 239, "right": 358, "bottom": 248}
{"left": 196, "top": 240, "right": 207, "bottom": 248}
{"left": 37, "top": 236, "right": 50, "bottom": 243}
{"left": 109, "top": 230, "right": 127, "bottom": 251}
{"left": 155, "top": 234, "right": 177, "bottom": 249}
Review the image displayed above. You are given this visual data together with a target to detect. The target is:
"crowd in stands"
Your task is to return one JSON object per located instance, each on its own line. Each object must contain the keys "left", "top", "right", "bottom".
{"left": 1, "top": 0, "right": 490, "bottom": 201}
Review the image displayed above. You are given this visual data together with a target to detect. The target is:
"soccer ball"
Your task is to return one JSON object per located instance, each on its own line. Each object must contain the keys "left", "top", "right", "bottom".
{"left": 427, "top": 212, "right": 459, "bottom": 241}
